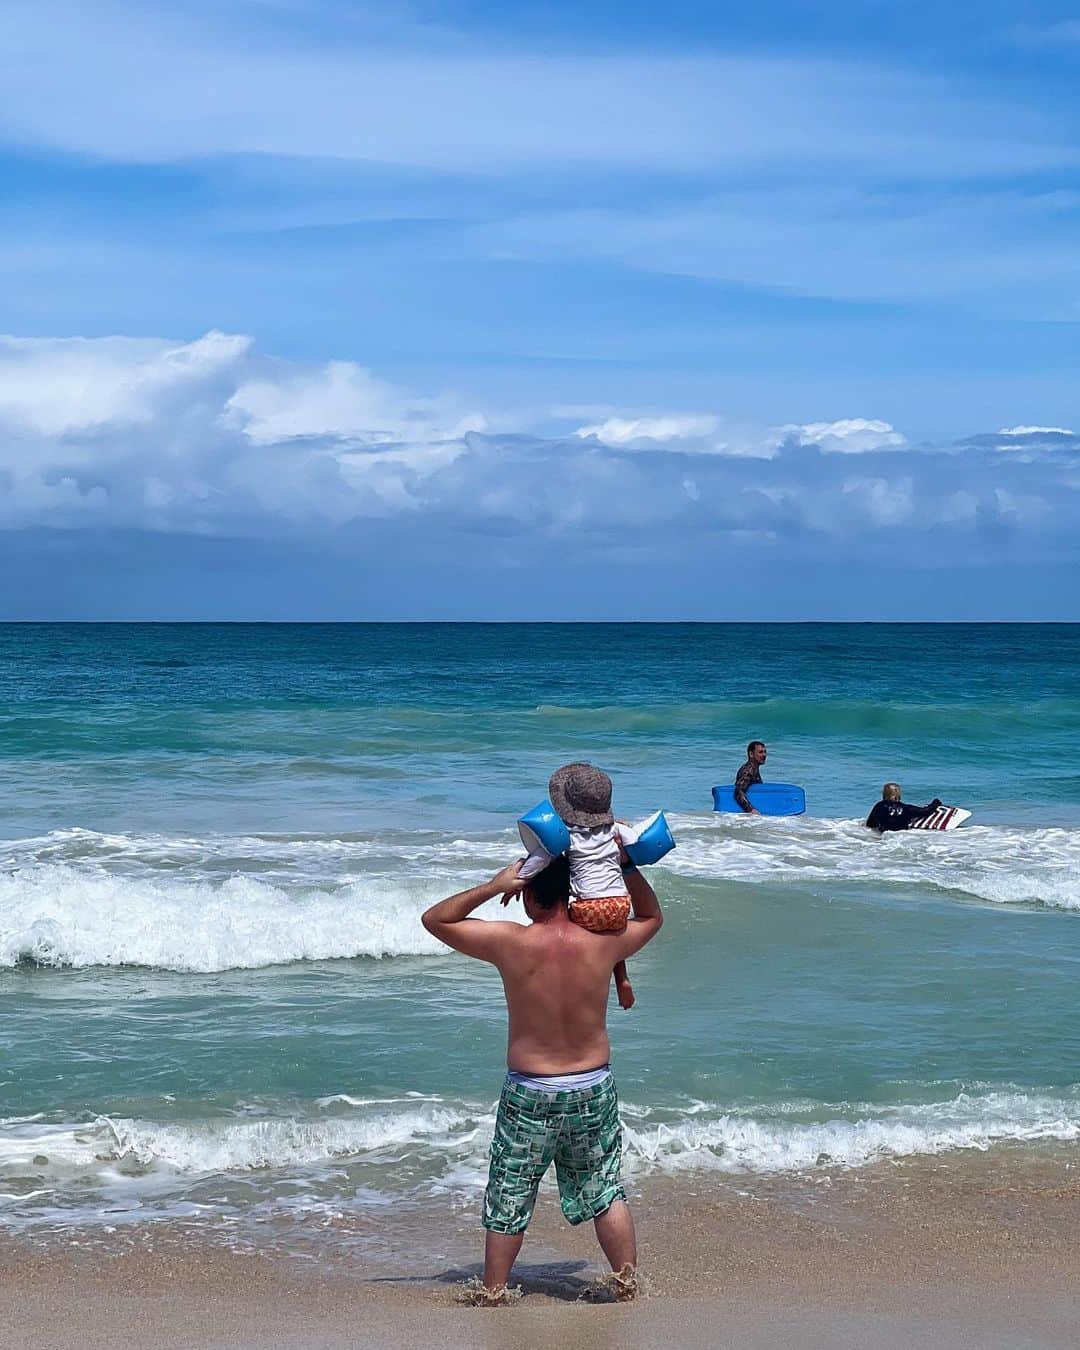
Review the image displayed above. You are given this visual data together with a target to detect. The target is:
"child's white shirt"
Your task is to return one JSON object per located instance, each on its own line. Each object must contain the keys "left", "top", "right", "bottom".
{"left": 567, "top": 825, "right": 626, "bottom": 899}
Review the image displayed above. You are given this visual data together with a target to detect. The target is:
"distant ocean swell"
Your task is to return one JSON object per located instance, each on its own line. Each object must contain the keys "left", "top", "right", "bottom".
{"left": 531, "top": 697, "right": 1080, "bottom": 741}
{"left": 3, "top": 817, "right": 1079, "bottom": 972}
{"left": 6, "top": 696, "right": 1080, "bottom": 759}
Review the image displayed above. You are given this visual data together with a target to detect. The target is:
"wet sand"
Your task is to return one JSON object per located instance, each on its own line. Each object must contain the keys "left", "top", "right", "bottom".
{"left": 2, "top": 1146, "right": 1079, "bottom": 1348}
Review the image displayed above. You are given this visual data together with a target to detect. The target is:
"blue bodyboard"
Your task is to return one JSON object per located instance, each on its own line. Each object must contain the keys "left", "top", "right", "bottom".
{"left": 712, "top": 783, "right": 806, "bottom": 816}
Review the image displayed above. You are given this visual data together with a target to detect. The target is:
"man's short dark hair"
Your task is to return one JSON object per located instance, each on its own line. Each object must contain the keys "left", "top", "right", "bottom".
{"left": 526, "top": 855, "right": 571, "bottom": 910}
{"left": 747, "top": 740, "right": 766, "bottom": 756}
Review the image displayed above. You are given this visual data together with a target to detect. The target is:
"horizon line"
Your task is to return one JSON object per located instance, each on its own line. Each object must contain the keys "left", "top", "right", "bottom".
{"left": 2, "top": 618, "right": 1078, "bottom": 627}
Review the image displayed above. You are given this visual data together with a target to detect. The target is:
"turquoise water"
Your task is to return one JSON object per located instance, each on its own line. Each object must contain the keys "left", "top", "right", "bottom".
{"left": 1, "top": 623, "right": 1079, "bottom": 1243}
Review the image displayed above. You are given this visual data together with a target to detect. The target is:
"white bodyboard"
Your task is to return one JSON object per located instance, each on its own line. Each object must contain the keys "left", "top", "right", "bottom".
{"left": 907, "top": 805, "right": 972, "bottom": 831}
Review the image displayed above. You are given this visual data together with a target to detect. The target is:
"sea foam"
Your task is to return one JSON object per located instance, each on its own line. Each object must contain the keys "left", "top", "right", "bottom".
{"left": 620, "top": 1089, "right": 1080, "bottom": 1174}
{"left": 3, "top": 815, "right": 1078, "bottom": 981}
{"left": 0, "top": 1099, "right": 489, "bottom": 1179}
{"left": 3, "top": 1089, "right": 1079, "bottom": 1197}
{"left": 0, "top": 862, "right": 506, "bottom": 971}
{"left": 667, "top": 815, "right": 1080, "bottom": 910}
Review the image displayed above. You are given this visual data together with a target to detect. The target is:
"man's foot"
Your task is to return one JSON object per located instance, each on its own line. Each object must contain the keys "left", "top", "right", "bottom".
{"left": 582, "top": 1264, "right": 640, "bottom": 1302}
{"left": 616, "top": 979, "right": 635, "bottom": 1010}
{"left": 456, "top": 1278, "right": 521, "bottom": 1308}
{"left": 609, "top": 1264, "right": 640, "bottom": 1301}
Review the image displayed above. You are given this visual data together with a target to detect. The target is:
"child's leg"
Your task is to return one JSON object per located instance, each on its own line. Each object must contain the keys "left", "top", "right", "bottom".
{"left": 613, "top": 959, "right": 634, "bottom": 1010}
{"left": 568, "top": 899, "right": 636, "bottom": 1010}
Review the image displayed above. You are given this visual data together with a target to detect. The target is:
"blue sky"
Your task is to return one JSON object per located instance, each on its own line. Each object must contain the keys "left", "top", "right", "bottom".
{"left": 1, "top": 0, "right": 1079, "bottom": 618}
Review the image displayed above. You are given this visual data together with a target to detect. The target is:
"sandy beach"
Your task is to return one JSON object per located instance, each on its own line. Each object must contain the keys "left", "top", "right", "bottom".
{"left": 3, "top": 1145, "right": 1078, "bottom": 1349}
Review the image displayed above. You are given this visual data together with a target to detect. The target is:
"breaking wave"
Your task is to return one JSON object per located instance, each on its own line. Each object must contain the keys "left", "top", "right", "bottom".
{"left": 0, "top": 863, "right": 477, "bottom": 971}
{"left": 667, "top": 814, "right": 1080, "bottom": 911}
{"left": 3, "top": 1087, "right": 1079, "bottom": 1208}
{"left": 2, "top": 813, "right": 1078, "bottom": 976}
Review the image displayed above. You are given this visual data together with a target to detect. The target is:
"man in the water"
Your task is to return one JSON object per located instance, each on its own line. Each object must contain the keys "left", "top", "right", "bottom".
{"left": 421, "top": 851, "right": 663, "bottom": 1304}
{"left": 865, "top": 782, "right": 943, "bottom": 832}
{"left": 734, "top": 740, "right": 767, "bottom": 814}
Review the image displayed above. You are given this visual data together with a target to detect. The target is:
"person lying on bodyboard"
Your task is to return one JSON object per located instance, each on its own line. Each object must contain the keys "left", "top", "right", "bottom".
{"left": 865, "top": 782, "right": 942, "bottom": 832}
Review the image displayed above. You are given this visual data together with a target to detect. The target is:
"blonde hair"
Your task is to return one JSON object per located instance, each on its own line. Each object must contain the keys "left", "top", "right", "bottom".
{"left": 883, "top": 782, "right": 901, "bottom": 801}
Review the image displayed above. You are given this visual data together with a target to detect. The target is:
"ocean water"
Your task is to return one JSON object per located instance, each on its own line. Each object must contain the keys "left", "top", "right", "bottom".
{"left": 1, "top": 623, "right": 1079, "bottom": 1247}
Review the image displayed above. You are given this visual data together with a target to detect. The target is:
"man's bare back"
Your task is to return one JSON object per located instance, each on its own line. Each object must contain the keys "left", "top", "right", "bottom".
{"left": 423, "top": 859, "right": 662, "bottom": 1075}
{"left": 499, "top": 908, "right": 628, "bottom": 1074}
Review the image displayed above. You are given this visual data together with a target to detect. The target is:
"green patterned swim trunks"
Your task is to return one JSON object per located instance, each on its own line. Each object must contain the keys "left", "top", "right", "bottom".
{"left": 482, "top": 1073, "right": 626, "bottom": 1234}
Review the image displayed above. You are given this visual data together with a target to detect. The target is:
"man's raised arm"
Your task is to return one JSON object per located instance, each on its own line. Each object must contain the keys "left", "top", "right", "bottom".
{"left": 613, "top": 864, "right": 663, "bottom": 960}
{"left": 421, "top": 862, "right": 524, "bottom": 962}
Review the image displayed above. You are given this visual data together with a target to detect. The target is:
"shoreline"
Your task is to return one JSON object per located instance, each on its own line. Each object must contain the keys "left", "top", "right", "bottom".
{"left": 3, "top": 1145, "right": 1079, "bottom": 1348}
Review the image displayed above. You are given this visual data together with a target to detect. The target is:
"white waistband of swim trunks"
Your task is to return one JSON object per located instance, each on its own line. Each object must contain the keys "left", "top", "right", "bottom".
{"left": 506, "top": 1065, "right": 612, "bottom": 1092}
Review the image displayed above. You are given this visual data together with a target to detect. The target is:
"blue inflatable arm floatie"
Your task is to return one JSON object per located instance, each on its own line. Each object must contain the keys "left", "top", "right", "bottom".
{"left": 622, "top": 810, "right": 676, "bottom": 866}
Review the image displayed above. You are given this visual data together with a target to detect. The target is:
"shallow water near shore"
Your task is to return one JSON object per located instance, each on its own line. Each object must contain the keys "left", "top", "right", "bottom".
{"left": 1, "top": 623, "right": 1079, "bottom": 1247}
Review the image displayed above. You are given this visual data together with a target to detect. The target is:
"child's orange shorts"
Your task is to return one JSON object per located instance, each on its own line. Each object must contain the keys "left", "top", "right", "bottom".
{"left": 568, "top": 895, "right": 631, "bottom": 934}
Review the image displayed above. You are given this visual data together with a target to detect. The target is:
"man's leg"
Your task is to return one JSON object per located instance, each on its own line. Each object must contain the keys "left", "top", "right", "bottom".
{"left": 594, "top": 1198, "right": 636, "bottom": 1272}
{"left": 555, "top": 1076, "right": 638, "bottom": 1297}
{"left": 479, "top": 1080, "right": 552, "bottom": 1300}
{"left": 484, "top": 1230, "right": 525, "bottom": 1292}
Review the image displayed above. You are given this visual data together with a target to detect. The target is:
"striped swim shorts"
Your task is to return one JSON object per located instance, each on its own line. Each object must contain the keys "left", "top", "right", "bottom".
{"left": 482, "top": 1074, "right": 626, "bottom": 1233}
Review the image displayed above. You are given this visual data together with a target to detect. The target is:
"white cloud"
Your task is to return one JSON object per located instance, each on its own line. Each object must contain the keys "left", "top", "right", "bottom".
{"left": 993, "top": 487, "right": 1051, "bottom": 523}
{"left": 0, "top": 330, "right": 1077, "bottom": 555}
{"left": 575, "top": 415, "right": 719, "bottom": 448}
{"left": 997, "top": 424, "right": 1076, "bottom": 437}
{"left": 0, "top": 332, "right": 488, "bottom": 531}
{"left": 786, "top": 418, "right": 907, "bottom": 454}
{"left": 573, "top": 412, "right": 781, "bottom": 458}
{"left": 226, "top": 361, "right": 485, "bottom": 446}
{"left": 959, "top": 425, "right": 1080, "bottom": 458}
{"left": 841, "top": 475, "right": 914, "bottom": 525}
{"left": 0, "top": 331, "right": 250, "bottom": 439}
{"left": 573, "top": 411, "right": 907, "bottom": 459}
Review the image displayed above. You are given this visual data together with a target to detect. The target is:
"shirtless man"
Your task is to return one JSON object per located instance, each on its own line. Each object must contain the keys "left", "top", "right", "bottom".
{"left": 421, "top": 852, "right": 663, "bottom": 1303}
